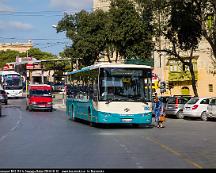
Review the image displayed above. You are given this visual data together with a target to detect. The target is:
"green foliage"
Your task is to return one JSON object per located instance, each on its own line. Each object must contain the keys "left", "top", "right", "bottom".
{"left": 57, "top": 10, "right": 108, "bottom": 67}
{"left": 0, "top": 49, "right": 19, "bottom": 68}
{"left": 56, "top": 0, "right": 154, "bottom": 68}
{"left": 169, "top": 0, "right": 202, "bottom": 51}
{"left": 0, "top": 48, "right": 57, "bottom": 69}
{"left": 108, "top": 0, "right": 154, "bottom": 60}
{"left": 27, "top": 48, "right": 56, "bottom": 60}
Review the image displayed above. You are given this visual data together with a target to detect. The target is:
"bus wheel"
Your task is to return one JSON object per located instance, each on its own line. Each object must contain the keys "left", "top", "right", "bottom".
{"left": 26, "top": 106, "right": 28, "bottom": 110}
{"left": 88, "top": 108, "right": 95, "bottom": 127}
{"left": 132, "top": 124, "right": 140, "bottom": 128}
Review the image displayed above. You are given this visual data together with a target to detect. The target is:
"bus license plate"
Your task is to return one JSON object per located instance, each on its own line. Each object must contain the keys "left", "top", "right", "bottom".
{"left": 122, "top": 119, "right": 132, "bottom": 123}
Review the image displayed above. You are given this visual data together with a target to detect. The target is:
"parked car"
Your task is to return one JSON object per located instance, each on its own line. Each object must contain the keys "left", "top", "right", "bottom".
{"left": 0, "top": 89, "right": 8, "bottom": 105}
{"left": 182, "top": 97, "right": 210, "bottom": 120}
{"left": 165, "top": 95, "right": 192, "bottom": 119}
{"left": 52, "top": 82, "right": 65, "bottom": 92}
{"left": 159, "top": 96, "right": 170, "bottom": 111}
{"left": 201, "top": 97, "right": 216, "bottom": 121}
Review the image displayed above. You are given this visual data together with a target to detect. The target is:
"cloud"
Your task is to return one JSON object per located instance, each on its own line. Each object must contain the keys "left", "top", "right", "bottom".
{"left": 0, "top": 21, "right": 33, "bottom": 31}
{"left": 49, "top": 0, "right": 92, "bottom": 10}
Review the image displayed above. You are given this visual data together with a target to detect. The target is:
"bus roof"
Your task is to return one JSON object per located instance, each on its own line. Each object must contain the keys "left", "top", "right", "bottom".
{"left": 0, "top": 71, "right": 20, "bottom": 75}
{"left": 67, "top": 63, "right": 152, "bottom": 75}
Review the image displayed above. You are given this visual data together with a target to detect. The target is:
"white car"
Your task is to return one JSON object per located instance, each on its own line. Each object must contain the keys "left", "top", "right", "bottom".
{"left": 202, "top": 97, "right": 216, "bottom": 121}
{"left": 182, "top": 97, "right": 210, "bottom": 119}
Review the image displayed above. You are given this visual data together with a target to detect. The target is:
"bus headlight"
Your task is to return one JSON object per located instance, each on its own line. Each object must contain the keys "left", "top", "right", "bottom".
{"left": 31, "top": 102, "right": 37, "bottom": 104}
{"left": 47, "top": 102, "right": 52, "bottom": 105}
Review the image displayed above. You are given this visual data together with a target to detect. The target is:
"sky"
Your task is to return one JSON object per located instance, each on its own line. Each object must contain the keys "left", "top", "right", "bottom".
{"left": 0, "top": 0, "right": 93, "bottom": 56}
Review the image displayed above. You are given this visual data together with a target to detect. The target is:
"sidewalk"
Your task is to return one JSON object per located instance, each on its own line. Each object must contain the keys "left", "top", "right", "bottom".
{"left": 53, "top": 93, "right": 66, "bottom": 110}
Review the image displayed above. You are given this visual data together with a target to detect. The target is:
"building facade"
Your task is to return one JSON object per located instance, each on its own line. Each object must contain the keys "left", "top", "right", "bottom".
{"left": 93, "top": 0, "right": 110, "bottom": 11}
{"left": 93, "top": 0, "right": 216, "bottom": 97}
{"left": 0, "top": 41, "right": 32, "bottom": 53}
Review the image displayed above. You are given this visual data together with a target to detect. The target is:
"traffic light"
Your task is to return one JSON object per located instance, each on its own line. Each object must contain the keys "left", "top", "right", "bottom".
{"left": 160, "top": 81, "right": 166, "bottom": 93}
{"left": 160, "top": 81, "right": 166, "bottom": 89}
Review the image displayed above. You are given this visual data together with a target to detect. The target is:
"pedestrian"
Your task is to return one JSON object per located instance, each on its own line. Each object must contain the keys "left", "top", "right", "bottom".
{"left": 153, "top": 95, "right": 163, "bottom": 128}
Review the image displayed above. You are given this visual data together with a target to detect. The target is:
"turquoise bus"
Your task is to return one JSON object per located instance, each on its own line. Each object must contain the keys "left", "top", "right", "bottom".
{"left": 65, "top": 63, "right": 153, "bottom": 127}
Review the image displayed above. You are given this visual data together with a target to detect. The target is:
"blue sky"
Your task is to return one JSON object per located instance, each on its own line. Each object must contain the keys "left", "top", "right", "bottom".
{"left": 0, "top": 0, "right": 93, "bottom": 55}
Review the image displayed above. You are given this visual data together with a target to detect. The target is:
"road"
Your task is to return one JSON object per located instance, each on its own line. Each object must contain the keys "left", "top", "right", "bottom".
{"left": 0, "top": 97, "right": 216, "bottom": 169}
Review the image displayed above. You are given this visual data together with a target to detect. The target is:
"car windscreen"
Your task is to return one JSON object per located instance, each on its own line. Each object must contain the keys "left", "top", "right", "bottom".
{"left": 167, "top": 97, "right": 176, "bottom": 104}
{"left": 178, "top": 97, "right": 191, "bottom": 104}
{"left": 187, "top": 98, "right": 199, "bottom": 104}
{"left": 29, "top": 90, "right": 51, "bottom": 96}
{"left": 159, "top": 97, "right": 169, "bottom": 103}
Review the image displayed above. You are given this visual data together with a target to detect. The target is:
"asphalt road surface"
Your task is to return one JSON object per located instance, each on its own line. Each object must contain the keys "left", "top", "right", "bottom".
{"left": 0, "top": 98, "right": 216, "bottom": 169}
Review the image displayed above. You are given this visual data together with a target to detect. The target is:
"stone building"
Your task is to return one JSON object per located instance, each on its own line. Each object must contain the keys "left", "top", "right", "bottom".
{"left": 0, "top": 41, "right": 32, "bottom": 53}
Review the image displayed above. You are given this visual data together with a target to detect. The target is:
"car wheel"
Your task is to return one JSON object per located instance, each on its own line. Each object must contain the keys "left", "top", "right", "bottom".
{"left": 201, "top": 112, "right": 208, "bottom": 121}
{"left": 29, "top": 106, "right": 32, "bottom": 112}
{"left": 176, "top": 110, "right": 184, "bottom": 119}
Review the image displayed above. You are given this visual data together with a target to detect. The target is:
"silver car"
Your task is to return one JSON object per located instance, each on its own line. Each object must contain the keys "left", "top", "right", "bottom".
{"left": 201, "top": 97, "right": 216, "bottom": 121}
{"left": 183, "top": 97, "right": 210, "bottom": 120}
{"left": 165, "top": 95, "right": 192, "bottom": 119}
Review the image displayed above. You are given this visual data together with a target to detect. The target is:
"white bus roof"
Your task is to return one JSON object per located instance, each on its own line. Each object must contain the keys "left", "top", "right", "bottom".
{"left": 0, "top": 71, "right": 20, "bottom": 75}
{"left": 67, "top": 63, "right": 152, "bottom": 75}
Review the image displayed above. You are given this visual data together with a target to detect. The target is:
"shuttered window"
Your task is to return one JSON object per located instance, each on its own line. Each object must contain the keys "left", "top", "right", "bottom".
{"left": 209, "top": 84, "right": 213, "bottom": 92}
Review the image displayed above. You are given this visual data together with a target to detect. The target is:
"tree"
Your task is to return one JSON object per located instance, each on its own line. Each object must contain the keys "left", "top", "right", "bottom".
{"left": 147, "top": 0, "right": 201, "bottom": 96}
{"left": 0, "top": 49, "right": 19, "bottom": 69}
{"left": 164, "top": 0, "right": 202, "bottom": 97}
{"left": 108, "top": 0, "right": 154, "bottom": 61}
{"left": 190, "top": 0, "right": 216, "bottom": 74}
{"left": 56, "top": 10, "right": 108, "bottom": 67}
{"left": 56, "top": 0, "right": 154, "bottom": 68}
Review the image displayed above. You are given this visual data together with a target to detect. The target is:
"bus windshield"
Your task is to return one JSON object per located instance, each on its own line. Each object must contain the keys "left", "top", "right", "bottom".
{"left": 99, "top": 68, "right": 152, "bottom": 102}
{"left": 3, "top": 74, "right": 22, "bottom": 90}
{"left": 29, "top": 90, "right": 51, "bottom": 97}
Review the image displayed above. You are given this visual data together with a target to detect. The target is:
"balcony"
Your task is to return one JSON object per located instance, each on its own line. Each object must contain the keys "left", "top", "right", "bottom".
{"left": 168, "top": 71, "right": 198, "bottom": 82}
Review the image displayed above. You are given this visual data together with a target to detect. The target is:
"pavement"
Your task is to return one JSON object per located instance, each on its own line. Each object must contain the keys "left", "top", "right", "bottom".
{"left": 53, "top": 93, "right": 66, "bottom": 110}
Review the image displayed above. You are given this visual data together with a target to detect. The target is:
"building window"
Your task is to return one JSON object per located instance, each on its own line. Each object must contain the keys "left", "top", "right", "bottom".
{"left": 209, "top": 84, "right": 213, "bottom": 92}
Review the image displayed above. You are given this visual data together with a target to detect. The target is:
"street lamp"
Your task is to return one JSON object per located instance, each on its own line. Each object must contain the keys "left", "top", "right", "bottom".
{"left": 52, "top": 25, "right": 57, "bottom": 28}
